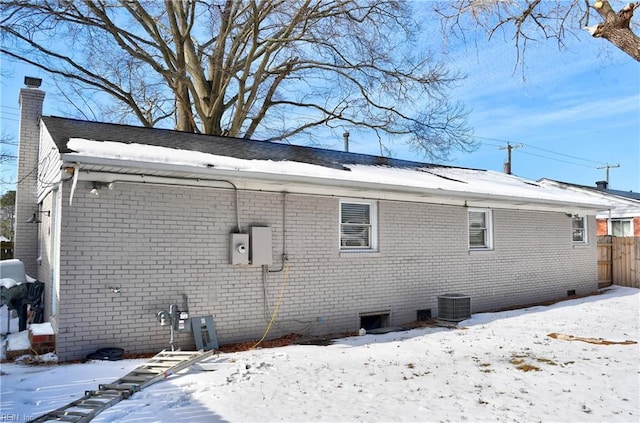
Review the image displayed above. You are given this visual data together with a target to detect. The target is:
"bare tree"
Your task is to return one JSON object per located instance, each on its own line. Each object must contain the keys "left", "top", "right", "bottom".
{"left": 436, "top": 0, "right": 640, "bottom": 62}
{"left": 0, "top": 190, "right": 15, "bottom": 241}
{"left": 0, "top": 0, "right": 475, "bottom": 160}
{"left": 0, "top": 133, "right": 17, "bottom": 185}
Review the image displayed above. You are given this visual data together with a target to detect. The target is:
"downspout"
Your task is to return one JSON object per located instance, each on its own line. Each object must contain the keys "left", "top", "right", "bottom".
{"left": 68, "top": 164, "right": 80, "bottom": 206}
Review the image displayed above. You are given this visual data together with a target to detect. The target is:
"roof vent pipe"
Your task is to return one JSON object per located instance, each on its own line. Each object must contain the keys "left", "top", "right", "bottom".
{"left": 595, "top": 180, "right": 608, "bottom": 190}
{"left": 343, "top": 131, "right": 349, "bottom": 153}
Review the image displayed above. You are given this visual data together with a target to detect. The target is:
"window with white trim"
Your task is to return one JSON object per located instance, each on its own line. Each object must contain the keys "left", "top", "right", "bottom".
{"left": 611, "top": 219, "right": 632, "bottom": 237}
{"left": 340, "top": 199, "right": 377, "bottom": 250}
{"left": 572, "top": 216, "right": 587, "bottom": 243}
{"left": 468, "top": 208, "right": 493, "bottom": 250}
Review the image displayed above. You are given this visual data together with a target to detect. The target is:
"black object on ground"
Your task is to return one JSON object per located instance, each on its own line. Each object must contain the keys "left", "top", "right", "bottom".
{"left": 86, "top": 347, "right": 124, "bottom": 361}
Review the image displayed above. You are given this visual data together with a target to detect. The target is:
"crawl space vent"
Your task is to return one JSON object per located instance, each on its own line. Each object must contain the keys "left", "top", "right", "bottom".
{"left": 438, "top": 294, "right": 471, "bottom": 322}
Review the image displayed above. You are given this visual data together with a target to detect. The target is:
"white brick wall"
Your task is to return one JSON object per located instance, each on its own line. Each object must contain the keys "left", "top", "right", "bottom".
{"left": 14, "top": 88, "right": 45, "bottom": 277}
{"left": 50, "top": 181, "right": 597, "bottom": 361}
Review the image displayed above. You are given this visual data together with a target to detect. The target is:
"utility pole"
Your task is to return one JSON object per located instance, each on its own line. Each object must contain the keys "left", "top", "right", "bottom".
{"left": 597, "top": 163, "right": 620, "bottom": 185}
{"left": 499, "top": 142, "right": 523, "bottom": 175}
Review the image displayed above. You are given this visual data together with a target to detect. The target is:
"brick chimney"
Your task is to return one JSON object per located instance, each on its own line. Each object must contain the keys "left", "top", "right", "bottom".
{"left": 14, "top": 77, "right": 45, "bottom": 277}
{"left": 595, "top": 180, "right": 608, "bottom": 190}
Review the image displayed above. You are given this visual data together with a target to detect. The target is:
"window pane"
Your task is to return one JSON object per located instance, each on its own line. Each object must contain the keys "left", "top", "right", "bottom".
{"left": 572, "top": 217, "right": 585, "bottom": 242}
{"left": 469, "top": 229, "right": 486, "bottom": 247}
{"left": 572, "top": 230, "right": 584, "bottom": 242}
{"left": 341, "top": 203, "right": 370, "bottom": 224}
{"left": 469, "top": 211, "right": 486, "bottom": 228}
{"left": 612, "top": 220, "right": 632, "bottom": 236}
{"left": 341, "top": 225, "right": 370, "bottom": 247}
{"left": 622, "top": 221, "right": 632, "bottom": 236}
{"left": 612, "top": 221, "right": 621, "bottom": 236}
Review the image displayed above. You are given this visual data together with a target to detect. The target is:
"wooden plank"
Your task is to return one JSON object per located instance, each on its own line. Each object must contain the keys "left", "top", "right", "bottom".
{"left": 597, "top": 235, "right": 613, "bottom": 284}
{"left": 611, "top": 237, "right": 640, "bottom": 288}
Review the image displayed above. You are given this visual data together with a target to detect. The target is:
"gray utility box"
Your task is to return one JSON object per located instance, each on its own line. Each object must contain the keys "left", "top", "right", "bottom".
{"left": 229, "top": 233, "right": 249, "bottom": 265}
{"left": 250, "top": 226, "right": 272, "bottom": 266}
{"left": 437, "top": 294, "right": 471, "bottom": 322}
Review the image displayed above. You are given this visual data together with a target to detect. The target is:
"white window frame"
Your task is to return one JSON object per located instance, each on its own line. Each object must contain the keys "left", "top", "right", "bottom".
{"left": 339, "top": 199, "right": 378, "bottom": 251}
{"left": 572, "top": 216, "right": 587, "bottom": 244}
{"left": 468, "top": 208, "right": 493, "bottom": 250}
{"left": 610, "top": 218, "right": 633, "bottom": 237}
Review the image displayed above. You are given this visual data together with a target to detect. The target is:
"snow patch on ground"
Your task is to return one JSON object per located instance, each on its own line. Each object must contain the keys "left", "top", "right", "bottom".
{"left": 1, "top": 285, "right": 638, "bottom": 422}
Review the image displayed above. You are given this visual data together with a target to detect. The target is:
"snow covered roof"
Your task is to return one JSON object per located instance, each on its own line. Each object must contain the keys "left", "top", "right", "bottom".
{"left": 42, "top": 116, "right": 611, "bottom": 213}
{"left": 539, "top": 179, "right": 640, "bottom": 218}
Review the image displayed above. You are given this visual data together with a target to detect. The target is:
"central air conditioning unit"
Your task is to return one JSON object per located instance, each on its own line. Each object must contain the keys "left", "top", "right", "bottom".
{"left": 437, "top": 294, "right": 471, "bottom": 322}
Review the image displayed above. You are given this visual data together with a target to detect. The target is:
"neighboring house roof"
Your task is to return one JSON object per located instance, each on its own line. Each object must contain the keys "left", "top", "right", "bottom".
{"left": 539, "top": 178, "right": 640, "bottom": 201}
{"left": 538, "top": 179, "right": 640, "bottom": 218}
{"left": 42, "top": 116, "right": 610, "bottom": 213}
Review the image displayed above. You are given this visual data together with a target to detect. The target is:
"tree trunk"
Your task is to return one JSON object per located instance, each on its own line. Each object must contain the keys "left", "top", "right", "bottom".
{"left": 594, "top": 26, "right": 640, "bottom": 61}
{"left": 175, "top": 81, "right": 195, "bottom": 132}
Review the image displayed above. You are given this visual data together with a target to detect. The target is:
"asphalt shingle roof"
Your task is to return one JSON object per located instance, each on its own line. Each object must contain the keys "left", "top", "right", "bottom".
{"left": 42, "top": 116, "right": 467, "bottom": 172}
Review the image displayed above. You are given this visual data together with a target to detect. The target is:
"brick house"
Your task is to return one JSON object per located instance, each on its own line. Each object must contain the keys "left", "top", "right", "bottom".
{"left": 14, "top": 82, "right": 610, "bottom": 362}
{"left": 539, "top": 179, "right": 640, "bottom": 237}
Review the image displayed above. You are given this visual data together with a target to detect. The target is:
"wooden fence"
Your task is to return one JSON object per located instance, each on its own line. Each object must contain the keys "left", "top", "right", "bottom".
{"left": 597, "top": 236, "right": 639, "bottom": 288}
{"left": 1, "top": 241, "right": 13, "bottom": 260}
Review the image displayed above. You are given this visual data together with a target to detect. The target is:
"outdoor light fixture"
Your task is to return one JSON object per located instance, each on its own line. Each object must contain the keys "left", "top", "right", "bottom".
{"left": 90, "top": 181, "right": 114, "bottom": 196}
{"left": 90, "top": 183, "right": 100, "bottom": 197}
{"left": 26, "top": 210, "right": 50, "bottom": 224}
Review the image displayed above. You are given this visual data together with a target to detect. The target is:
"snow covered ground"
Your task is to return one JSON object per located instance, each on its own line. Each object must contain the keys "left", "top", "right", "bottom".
{"left": 1, "top": 285, "right": 638, "bottom": 422}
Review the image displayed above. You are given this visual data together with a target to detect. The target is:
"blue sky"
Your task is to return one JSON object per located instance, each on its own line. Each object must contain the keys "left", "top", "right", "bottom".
{"left": 439, "top": 32, "right": 640, "bottom": 193}
{"left": 1, "top": 12, "right": 638, "bottom": 196}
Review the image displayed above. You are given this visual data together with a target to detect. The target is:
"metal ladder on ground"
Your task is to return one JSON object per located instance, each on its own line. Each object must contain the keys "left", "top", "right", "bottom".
{"left": 28, "top": 349, "right": 215, "bottom": 423}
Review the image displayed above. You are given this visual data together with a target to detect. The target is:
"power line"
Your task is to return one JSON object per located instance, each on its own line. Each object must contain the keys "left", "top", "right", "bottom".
{"left": 516, "top": 150, "right": 597, "bottom": 169}
{"left": 473, "top": 135, "right": 609, "bottom": 169}
{"left": 523, "top": 144, "right": 605, "bottom": 165}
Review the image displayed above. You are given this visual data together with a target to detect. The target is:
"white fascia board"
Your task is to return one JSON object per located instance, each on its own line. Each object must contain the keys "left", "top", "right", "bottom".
{"left": 596, "top": 210, "right": 640, "bottom": 219}
{"left": 61, "top": 154, "right": 606, "bottom": 214}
